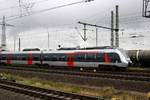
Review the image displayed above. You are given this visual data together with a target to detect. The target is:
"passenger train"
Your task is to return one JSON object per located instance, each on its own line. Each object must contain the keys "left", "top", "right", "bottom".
{"left": 0, "top": 47, "right": 131, "bottom": 70}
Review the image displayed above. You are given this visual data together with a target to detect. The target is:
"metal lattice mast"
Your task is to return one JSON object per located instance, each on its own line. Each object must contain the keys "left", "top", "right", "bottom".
{"left": 19, "top": 37, "right": 21, "bottom": 51}
{"left": 1, "top": 16, "right": 6, "bottom": 51}
{"left": 96, "top": 28, "right": 98, "bottom": 47}
{"left": 143, "top": 0, "right": 150, "bottom": 17}
{"left": 115, "top": 5, "right": 119, "bottom": 47}
{"left": 19, "top": 0, "right": 23, "bottom": 17}
{"left": 111, "top": 11, "right": 114, "bottom": 47}
{"left": 77, "top": 23, "right": 87, "bottom": 42}
{"left": 0, "top": 16, "right": 14, "bottom": 51}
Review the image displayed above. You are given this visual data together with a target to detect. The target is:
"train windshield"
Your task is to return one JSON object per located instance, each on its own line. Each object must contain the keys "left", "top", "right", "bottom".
{"left": 118, "top": 49, "right": 130, "bottom": 59}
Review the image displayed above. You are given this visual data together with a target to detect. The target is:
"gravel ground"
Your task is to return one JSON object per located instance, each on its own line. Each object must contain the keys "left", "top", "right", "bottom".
{"left": 0, "top": 88, "right": 43, "bottom": 100}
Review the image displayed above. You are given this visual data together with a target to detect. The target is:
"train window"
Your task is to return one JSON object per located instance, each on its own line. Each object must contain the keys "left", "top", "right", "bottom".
{"left": 59, "top": 56, "right": 66, "bottom": 61}
{"left": 32, "top": 54, "right": 40, "bottom": 61}
{"left": 43, "top": 53, "right": 65, "bottom": 61}
{"left": 42, "top": 53, "right": 53, "bottom": 61}
{"left": 2, "top": 56, "right": 6, "bottom": 60}
{"left": 10, "top": 54, "right": 18, "bottom": 60}
{"left": 51, "top": 55, "right": 58, "bottom": 61}
{"left": 11, "top": 54, "right": 14, "bottom": 60}
{"left": 107, "top": 53, "right": 113, "bottom": 62}
{"left": 74, "top": 53, "right": 85, "bottom": 61}
{"left": 33, "top": 56, "right": 39, "bottom": 61}
{"left": 50, "top": 53, "right": 66, "bottom": 61}
{"left": 16, "top": 55, "right": 22, "bottom": 60}
{"left": 49, "top": 54, "right": 58, "bottom": 61}
{"left": 22, "top": 57, "right": 26, "bottom": 60}
{"left": 42, "top": 54, "right": 50, "bottom": 61}
{"left": 22, "top": 54, "right": 27, "bottom": 60}
{"left": 113, "top": 53, "right": 121, "bottom": 62}
{"left": 44, "top": 55, "right": 49, "bottom": 61}
{"left": 107, "top": 53, "right": 121, "bottom": 63}
{"left": 85, "top": 53, "right": 96, "bottom": 61}
{"left": 96, "top": 53, "right": 103, "bottom": 62}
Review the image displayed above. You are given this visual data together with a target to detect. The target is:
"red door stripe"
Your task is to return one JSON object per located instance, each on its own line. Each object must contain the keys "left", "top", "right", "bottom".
{"left": 28, "top": 53, "right": 32, "bottom": 65}
{"left": 67, "top": 53, "right": 74, "bottom": 68}
{"left": 104, "top": 53, "right": 110, "bottom": 63}
{"left": 6, "top": 53, "right": 11, "bottom": 64}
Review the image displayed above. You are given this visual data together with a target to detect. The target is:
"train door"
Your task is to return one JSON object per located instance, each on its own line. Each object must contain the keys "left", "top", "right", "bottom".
{"left": 27, "top": 53, "right": 32, "bottom": 65}
{"left": 67, "top": 53, "right": 74, "bottom": 68}
{"left": 6, "top": 53, "right": 11, "bottom": 64}
{"left": 103, "top": 53, "right": 110, "bottom": 63}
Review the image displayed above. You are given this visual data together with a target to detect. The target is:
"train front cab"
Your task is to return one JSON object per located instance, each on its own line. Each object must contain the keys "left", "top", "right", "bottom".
{"left": 97, "top": 50, "right": 130, "bottom": 71}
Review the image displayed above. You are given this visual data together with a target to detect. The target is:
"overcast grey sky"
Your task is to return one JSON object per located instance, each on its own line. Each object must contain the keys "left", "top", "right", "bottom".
{"left": 0, "top": 0, "right": 150, "bottom": 51}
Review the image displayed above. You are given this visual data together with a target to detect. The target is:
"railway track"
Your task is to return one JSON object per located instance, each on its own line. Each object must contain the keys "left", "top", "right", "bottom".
{"left": 0, "top": 66, "right": 150, "bottom": 93}
{"left": 0, "top": 79, "right": 105, "bottom": 100}
{"left": 0, "top": 66, "right": 150, "bottom": 82}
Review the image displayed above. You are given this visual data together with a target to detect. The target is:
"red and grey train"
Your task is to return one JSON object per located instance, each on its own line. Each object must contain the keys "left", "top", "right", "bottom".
{"left": 0, "top": 48, "right": 131, "bottom": 70}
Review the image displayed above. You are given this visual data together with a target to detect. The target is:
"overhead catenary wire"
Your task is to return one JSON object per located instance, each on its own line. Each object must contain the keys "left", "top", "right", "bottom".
{"left": 1, "top": 1, "right": 149, "bottom": 32}
{"left": 94, "top": 14, "right": 147, "bottom": 27}
{"left": 0, "top": 0, "right": 93, "bottom": 22}
{"left": 0, "top": 0, "right": 53, "bottom": 12}
{"left": 0, "top": 0, "right": 147, "bottom": 27}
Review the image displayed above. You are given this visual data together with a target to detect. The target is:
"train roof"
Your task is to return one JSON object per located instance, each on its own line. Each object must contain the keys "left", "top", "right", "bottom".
{"left": 0, "top": 51, "right": 41, "bottom": 54}
{"left": 57, "top": 46, "right": 117, "bottom": 50}
{"left": 41, "top": 49, "right": 119, "bottom": 53}
{"left": 0, "top": 47, "right": 124, "bottom": 54}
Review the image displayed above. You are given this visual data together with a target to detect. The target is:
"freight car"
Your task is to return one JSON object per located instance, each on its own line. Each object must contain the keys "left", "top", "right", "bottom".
{"left": 0, "top": 48, "right": 131, "bottom": 70}
{"left": 127, "top": 50, "right": 150, "bottom": 67}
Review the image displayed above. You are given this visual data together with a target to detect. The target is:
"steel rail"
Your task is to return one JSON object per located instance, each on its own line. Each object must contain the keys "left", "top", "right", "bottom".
{"left": 0, "top": 79, "right": 105, "bottom": 100}
{"left": 0, "top": 66, "right": 150, "bottom": 82}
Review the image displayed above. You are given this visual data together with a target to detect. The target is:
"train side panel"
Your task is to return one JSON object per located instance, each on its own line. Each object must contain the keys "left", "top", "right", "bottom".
{"left": 42, "top": 50, "right": 129, "bottom": 68}
{"left": 0, "top": 48, "right": 130, "bottom": 69}
{"left": 0, "top": 52, "right": 41, "bottom": 65}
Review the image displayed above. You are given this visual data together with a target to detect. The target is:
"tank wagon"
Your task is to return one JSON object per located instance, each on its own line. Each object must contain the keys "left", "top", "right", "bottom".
{"left": 0, "top": 48, "right": 131, "bottom": 70}
{"left": 127, "top": 50, "right": 150, "bottom": 67}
